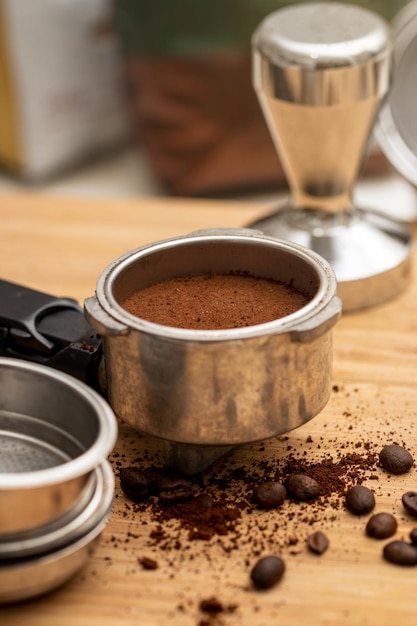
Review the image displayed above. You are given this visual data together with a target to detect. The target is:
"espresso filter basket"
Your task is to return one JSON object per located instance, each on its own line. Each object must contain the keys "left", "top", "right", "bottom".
{"left": 0, "top": 358, "right": 117, "bottom": 603}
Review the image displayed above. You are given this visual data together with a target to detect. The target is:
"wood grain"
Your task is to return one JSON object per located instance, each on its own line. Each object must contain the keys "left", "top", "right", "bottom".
{"left": 1, "top": 192, "right": 417, "bottom": 626}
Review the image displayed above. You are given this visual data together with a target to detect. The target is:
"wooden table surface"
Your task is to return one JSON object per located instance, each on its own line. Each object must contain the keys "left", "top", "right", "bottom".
{"left": 1, "top": 191, "right": 417, "bottom": 626}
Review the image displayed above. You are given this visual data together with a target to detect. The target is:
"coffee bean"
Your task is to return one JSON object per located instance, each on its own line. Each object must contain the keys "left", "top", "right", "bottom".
{"left": 253, "top": 481, "right": 287, "bottom": 509}
{"left": 133, "top": 467, "right": 195, "bottom": 505}
{"left": 345, "top": 485, "right": 375, "bottom": 515}
{"left": 250, "top": 555, "right": 285, "bottom": 590}
{"left": 284, "top": 474, "right": 321, "bottom": 501}
{"left": 402, "top": 491, "right": 417, "bottom": 518}
{"left": 119, "top": 467, "right": 154, "bottom": 502}
{"left": 365, "top": 512, "right": 397, "bottom": 539}
{"left": 158, "top": 487, "right": 193, "bottom": 505}
{"left": 120, "top": 465, "right": 195, "bottom": 505}
{"left": 383, "top": 540, "right": 417, "bottom": 566}
{"left": 409, "top": 528, "right": 417, "bottom": 545}
{"left": 144, "top": 467, "right": 193, "bottom": 493}
{"left": 379, "top": 445, "right": 414, "bottom": 474}
{"left": 307, "top": 530, "right": 329, "bottom": 555}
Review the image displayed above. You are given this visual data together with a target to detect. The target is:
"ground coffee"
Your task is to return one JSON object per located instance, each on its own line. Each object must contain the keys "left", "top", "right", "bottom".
{"left": 121, "top": 272, "right": 309, "bottom": 330}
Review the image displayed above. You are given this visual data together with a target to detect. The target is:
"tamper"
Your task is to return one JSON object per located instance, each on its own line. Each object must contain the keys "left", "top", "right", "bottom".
{"left": 249, "top": 2, "right": 412, "bottom": 311}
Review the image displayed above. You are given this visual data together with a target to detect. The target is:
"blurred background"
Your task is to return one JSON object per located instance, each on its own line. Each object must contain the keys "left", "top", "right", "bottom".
{"left": 0, "top": 0, "right": 414, "bottom": 210}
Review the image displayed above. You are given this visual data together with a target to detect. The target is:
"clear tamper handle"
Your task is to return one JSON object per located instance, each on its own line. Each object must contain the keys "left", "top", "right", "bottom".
{"left": 249, "top": 2, "right": 412, "bottom": 311}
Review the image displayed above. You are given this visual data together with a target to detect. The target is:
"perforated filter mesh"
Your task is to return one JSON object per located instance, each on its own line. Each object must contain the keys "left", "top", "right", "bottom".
{"left": 0, "top": 411, "right": 74, "bottom": 474}
{"left": 0, "top": 432, "right": 69, "bottom": 473}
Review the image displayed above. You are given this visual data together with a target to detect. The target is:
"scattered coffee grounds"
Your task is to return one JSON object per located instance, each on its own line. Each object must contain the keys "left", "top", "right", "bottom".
{"left": 250, "top": 555, "right": 286, "bottom": 589}
{"left": 199, "top": 597, "right": 224, "bottom": 614}
{"left": 379, "top": 445, "right": 414, "bottom": 475}
{"left": 284, "top": 473, "right": 321, "bottom": 501}
{"left": 252, "top": 481, "right": 287, "bottom": 509}
{"left": 345, "top": 485, "right": 375, "bottom": 515}
{"left": 198, "top": 597, "right": 237, "bottom": 625}
{"left": 402, "top": 491, "right": 417, "bottom": 518}
{"left": 117, "top": 445, "right": 379, "bottom": 556}
{"left": 307, "top": 530, "right": 329, "bottom": 555}
{"left": 365, "top": 513, "right": 397, "bottom": 539}
{"left": 121, "top": 271, "right": 310, "bottom": 330}
{"left": 105, "top": 378, "right": 417, "bottom": 626}
{"left": 275, "top": 451, "right": 377, "bottom": 499}
{"left": 139, "top": 556, "right": 158, "bottom": 570}
{"left": 150, "top": 495, "right": 243, "bottom": 542}
{"left": 410, "top": 528, "right": 417, "bottom": 545}
{"left": 194, "top": 493, "right": 215, "bottom": 508}
{"left": 383, "top": 540, "right": 417, "bottom": 566}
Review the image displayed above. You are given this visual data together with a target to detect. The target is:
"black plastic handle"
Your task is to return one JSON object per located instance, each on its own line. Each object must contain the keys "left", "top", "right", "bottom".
{"left": 0, "top": 279, "right": 103, "bottom": 392}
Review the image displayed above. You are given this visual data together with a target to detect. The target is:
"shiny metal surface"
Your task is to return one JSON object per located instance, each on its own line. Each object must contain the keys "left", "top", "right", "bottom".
{"left": 375, "top": 0, "right": 417, "bottom": 186}
{"left": 249, "top": 2, "right": 412, "bottom": 311}
{"left": 0, "top": 461, "right": 113, "bottom": 559}
{"left": 0, "top": 359, "right": 117, "bottom": 535}
{"left": 252, "top": 2, "right": 391, "bottom": 214}
{"left": 0, "top": 460, "right": 114, "bottom": 604}
{"left": 253, "top": 204, "right": 412, "bottom": 312}
{"left": 85, "top": 229, "right": 341, "bottom": 473}
{"left": 253, "top": 2, "right": 390, "bottom": 71}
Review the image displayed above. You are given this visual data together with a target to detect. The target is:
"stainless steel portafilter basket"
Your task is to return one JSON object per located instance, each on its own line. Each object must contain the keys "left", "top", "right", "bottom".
{"left": 249, "top": 2, "right": 412, "bottom": 311}
{"left": 0, "top": 460, "right": 114, "bottom": 604}
{"left": 85, "top": 228, "right": 341, "bottom": 474}
{"left": 0, "top": 358, "right": 117, "bottom": 536}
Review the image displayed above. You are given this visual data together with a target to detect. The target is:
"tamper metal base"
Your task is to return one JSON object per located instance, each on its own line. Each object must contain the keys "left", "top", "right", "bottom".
{"left": 249, "top": 205, "right": 412, "bottom": 312}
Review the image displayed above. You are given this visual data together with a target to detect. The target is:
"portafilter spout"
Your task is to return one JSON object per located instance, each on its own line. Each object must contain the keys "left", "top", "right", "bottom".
{"left": 249, "top": 2, "right": 412, "bottom": 311}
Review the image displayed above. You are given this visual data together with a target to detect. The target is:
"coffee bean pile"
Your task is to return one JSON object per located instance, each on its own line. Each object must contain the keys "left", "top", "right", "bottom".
{"left": 117, "top": 441, "right": 416, "bottom": 592}
{"left": 377, "top": 491, "right": 417, "bottom": 566}
{"left": 338, "top": 446, "right": 417, "bottom": 567}
{"left": 341, "top": 447, "right": 417, "bottom": 566}
{"left": 99, "top": 381, "right": 417, "bottom": 626}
